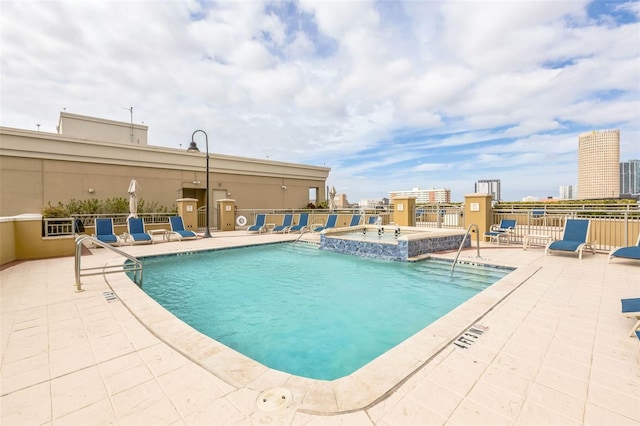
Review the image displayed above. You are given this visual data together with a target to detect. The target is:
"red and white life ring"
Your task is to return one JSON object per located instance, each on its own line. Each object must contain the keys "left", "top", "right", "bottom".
{"left": 236, "top": 215, "right": 247, "bottom": 227}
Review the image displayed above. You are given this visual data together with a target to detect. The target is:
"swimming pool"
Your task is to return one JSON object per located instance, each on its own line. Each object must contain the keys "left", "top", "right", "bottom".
{"left": 137, "top": 242, "right": 511, "bottom": 380}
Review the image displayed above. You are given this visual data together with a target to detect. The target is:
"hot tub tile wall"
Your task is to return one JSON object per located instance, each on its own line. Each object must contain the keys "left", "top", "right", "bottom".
{"left": 407, "top": 234, "right": 469, "bottom": 258}
{"left": 321, "top": 234, "right": 469, "bottom": 261}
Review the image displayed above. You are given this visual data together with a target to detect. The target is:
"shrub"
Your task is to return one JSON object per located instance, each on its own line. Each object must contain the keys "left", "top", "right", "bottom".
{"left": 41, "top": 202, "right": 70, "bottom": 218}
{"left": 41, "top": 198, "right": 173, "bottom": 217}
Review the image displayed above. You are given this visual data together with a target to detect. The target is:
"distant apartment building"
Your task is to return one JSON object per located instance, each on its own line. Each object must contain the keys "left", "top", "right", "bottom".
{"left": 357, "top": 198, "right": 385, "bottom": 208}
{"left": 578, "top": 129, "right": 620, "bottom": 199}
{"left": 388, "top": 187, "right": 451, "bottom": 203}
{"left": 559, "top": 185, "right": 577, "bottom": 200}
{"left": 620, "top": 159, "right": 640, "bottom": 197}
{"left": 475, "top": 179, "right": 501, "bottom": 201}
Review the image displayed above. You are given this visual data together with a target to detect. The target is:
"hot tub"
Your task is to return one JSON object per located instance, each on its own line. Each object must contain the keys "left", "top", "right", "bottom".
{"left": 320, "top": 225, "right": 469, "bottom": 261}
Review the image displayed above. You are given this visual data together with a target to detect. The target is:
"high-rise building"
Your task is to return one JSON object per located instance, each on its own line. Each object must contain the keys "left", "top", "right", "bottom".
{"left": 389, "top": 188, "right": 451, "bottom": 203}
{"left": 578, "top": 129, "right": 620, "bottom": 199}
{"left": 475, "top": 179, "right": 501, "bottom": 201}
{"left": 559, "top": 185, "right": 577, "bottom": 200}
{"left": 620, "top": 159, "right": 640, "bottom": 197}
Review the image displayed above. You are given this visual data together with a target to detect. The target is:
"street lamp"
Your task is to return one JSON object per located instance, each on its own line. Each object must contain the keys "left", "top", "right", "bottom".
{"left": 186, "top": 130, "right": 212, "bottom": 238}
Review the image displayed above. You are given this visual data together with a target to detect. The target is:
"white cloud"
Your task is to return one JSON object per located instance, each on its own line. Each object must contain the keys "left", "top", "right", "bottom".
{"left": 0, "top": 0, "right": 638, "bottom": 203}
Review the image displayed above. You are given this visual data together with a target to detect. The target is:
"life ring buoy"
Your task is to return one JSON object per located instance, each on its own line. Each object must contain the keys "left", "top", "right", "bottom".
{"left": 236, "top": 215, "right": 247, "bottom": 227}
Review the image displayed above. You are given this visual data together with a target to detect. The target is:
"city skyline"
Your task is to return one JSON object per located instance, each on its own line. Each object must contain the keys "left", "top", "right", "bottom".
{"left": 1, "top": 1, "right": 638, "bottom": 202}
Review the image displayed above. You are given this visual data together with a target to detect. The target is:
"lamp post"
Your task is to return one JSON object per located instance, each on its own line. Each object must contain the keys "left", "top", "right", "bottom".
{"left": 186, "top": 130, "right": 212, "bottom": 238}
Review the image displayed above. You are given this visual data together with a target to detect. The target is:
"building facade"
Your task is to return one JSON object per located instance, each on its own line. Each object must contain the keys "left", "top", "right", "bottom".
{"left": 577, "top": 129, "right": 620, "bottom": 199}
{"left": 559, "top": 185, "right": 577, "bottom": 200}
{"left": 0, "top": 113, "right": 330, "bottom": 221}
{"left": 620, "top": 159, "right": 640, "bottom": 198}
{"left": 475, "top": 179, "right": 501, "bottom": 202}
{"left": 388, "top": 188, "right": 451, "bottom": 204}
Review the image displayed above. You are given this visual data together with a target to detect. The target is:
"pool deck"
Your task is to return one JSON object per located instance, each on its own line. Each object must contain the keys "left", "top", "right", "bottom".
{"left": 1, "top": 231, "right": 639, "bottom": 425}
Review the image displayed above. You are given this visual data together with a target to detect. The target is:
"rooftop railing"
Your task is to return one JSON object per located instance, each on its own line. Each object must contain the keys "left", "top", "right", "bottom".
{"left": 43, "top": 213, "right": 176, "bottom": 237}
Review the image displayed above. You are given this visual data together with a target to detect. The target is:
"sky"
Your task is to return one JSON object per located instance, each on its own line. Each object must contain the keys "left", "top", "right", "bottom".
{"left": 1, "top": 0, "right": 639, "bottom": 203}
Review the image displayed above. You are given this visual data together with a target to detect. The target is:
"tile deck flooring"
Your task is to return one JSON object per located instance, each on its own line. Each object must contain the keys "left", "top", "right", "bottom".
{"left": 1, "top": 231, "right": 639, "bottom": 425}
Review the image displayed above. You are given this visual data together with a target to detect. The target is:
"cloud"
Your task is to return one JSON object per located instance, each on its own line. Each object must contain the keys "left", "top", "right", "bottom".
{"left": 0, "top": 0, "right": 638, "bottom": 203}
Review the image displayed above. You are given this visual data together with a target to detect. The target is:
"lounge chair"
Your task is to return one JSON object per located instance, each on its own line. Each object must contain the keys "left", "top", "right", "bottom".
{"left": 348, "top": 214, "right": 362, "bottom": 227}
{"left": 247, "top": 214, "right": 267, "bottom": 234}
{"left": 94, "top": 218, "right": 120, "bottom": 246}
{"left": 271, "top": 214, "right": 293, "bottom": 233}
{"left": 288, "top": 213, "right": 309, "bottom": 233}
{"left": 621, "top": 298, "right": 640, "bottom": 337}
{"left": 314, "top": 214, "right": 338, "bottom": 232}
{"left": 484, "top": 219, "right": 516, "bottom": 245}
{"left": 127, "top": 217, "right": 153, "bottom": 245}
{"left": 608, "top": 233, "right": 640, "bottom": 263}
{"left": 531, "top": 209, "right": 546, "bottom": 219}
{"left": 545, "top": 218, "right": 595, "bottom": 259}
{"left": 168, "top": 216, "right": 197, "bottom": 241}
{"left": 368, "top": 216, "right": 382, "bottom": 225}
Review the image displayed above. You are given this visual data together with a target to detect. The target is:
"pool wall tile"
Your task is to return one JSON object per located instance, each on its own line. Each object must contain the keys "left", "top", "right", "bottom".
{"left": 321, "top": 232, "right": 469, "bottom": 260}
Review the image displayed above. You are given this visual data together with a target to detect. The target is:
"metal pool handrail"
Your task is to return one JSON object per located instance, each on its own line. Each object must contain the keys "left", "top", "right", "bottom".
{"left": 74, "top": 235, "right": 143, "bottom": 292}
{"left": 451, "top": 224, "right": 480, "bottom": 275}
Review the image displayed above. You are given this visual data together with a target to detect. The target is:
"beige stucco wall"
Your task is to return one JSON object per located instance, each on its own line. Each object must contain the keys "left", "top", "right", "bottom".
{"left": 465, "top": 193, "right": 494, "bottom": 236}
{"left": 1, "top": 215, "right": 75, "bottom": 263}
{"left": 58, "top": 112, "right": 148, "bottom": 145}
{"left": 0, "top": 126, "right": 330, "bottom": 216}
{"left": 0, "top": 218, "right": 16, "bottom": 264}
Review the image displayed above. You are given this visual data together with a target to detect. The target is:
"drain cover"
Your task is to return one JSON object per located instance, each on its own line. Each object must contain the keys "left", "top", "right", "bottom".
{"left": 256, "top": 388, "right": 292, "bottom": 412}
{"left": 103, "top": 292, "right": 118, "bottom": 303}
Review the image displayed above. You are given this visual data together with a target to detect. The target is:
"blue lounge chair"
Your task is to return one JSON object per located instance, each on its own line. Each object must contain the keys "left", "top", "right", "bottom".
{"left": 169, "top": 216, "right": 197, "bottom": 241}
{"left": 95, "top": 218, "right": 120, "bottom": 246}
{"left": 247, "top": 214, "right": 267, "bottom": 234}
{"left": 531, "top": 209, "right": 546, "bottom": 218}
{"left": 314, "top": 214, "right": 338, "bottom": 232}
{"left": 621, "top": 298, "right": 640, "bottom": 337}
{"left": 271, "top": 214, "right": 293, "bottom": 233}
{"left": 608, "top": 233, "right": 640, "bottom": 263}
{"left": 348, "top": 214, "right": 362, "bottom": 227}
{"left": 484, "top": 219, "right": 516, "bottom": 245}
{"left": 368, "top": 216, "right": 382, "bottom": 225}
{"left": 545, "top": 218, "right": 595, "bottom": 259}
{"left": 288, "top": 213, "right": 309, "bottom": 233}
{"left": 127, "top": 217, "right": 153, "bottom": 245}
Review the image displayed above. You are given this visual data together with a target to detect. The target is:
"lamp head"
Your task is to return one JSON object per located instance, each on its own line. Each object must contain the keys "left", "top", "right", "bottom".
{"left": 186, "top": 141, "right": 200, "bottom": 152}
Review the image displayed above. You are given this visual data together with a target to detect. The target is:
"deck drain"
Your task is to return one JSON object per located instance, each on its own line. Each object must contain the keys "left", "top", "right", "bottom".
{"left": 256, "top": 388, "right": 292, "bottom": 412}
{"left": 103, "top": 291, "right": 118, "bottom": 303}
{"left": 453, "top": 323, "right": 489, "bottom": 349}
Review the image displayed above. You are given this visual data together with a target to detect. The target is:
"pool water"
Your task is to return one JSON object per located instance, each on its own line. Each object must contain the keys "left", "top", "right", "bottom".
{"left": 138, "top": 243, "right": 510, "bottom": 380}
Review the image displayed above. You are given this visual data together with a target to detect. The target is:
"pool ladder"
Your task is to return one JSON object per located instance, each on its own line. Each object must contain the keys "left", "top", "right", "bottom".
{"left": 74, "top": 235, "right": 143, "bottom": 292}
{"left": 451, "top": 224, "right": 481, "bottom": 275}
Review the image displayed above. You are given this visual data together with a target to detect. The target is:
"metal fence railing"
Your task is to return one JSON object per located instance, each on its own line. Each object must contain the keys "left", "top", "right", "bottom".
{"left": 415, "top": 204, "right": 465, "bottom": 229}
{"left": 234, "top": 208, "right": 394, "bottom": 229}
{"left": 43, "top": 213, "right": 176, "bottom": 237}
{"left": 42, "top": 204, "right": 640, "bottom": 250}
{"left": 491, "top": 208, "right": 640, "bottom": 251}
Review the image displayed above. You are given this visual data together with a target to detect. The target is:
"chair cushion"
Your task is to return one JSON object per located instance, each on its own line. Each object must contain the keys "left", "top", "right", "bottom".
{"left": 548, "top": 240, "right": 581, "bottom": 251}
{"left": 621, "top": 298, "right": 640, "bottom": 314}
{"left": 97, "top": 234, "right": 117, "bottom": 243}
{"left": 130, "top": 233, "right": 151, "bottom": 241}
{"left": 611, "top": 247, "right": 640, "bottom": 260}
